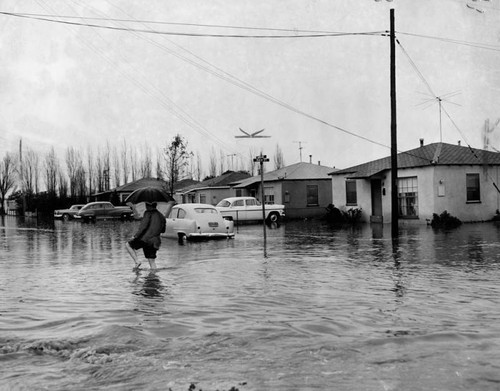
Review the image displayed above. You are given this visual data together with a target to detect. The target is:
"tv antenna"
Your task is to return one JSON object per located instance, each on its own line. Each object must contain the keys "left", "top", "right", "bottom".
{"left": 293, "top": 141, "right": 307, "bottom": 162}
{"left": 235, "top": 128, "right": 270, "bottom": 138}
{"left": 417, "top": 90, "right": 461, "bottom": 142}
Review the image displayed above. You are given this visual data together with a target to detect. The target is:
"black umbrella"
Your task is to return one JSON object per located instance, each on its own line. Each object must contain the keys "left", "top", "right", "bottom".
{"left": 124, "top": 187, "right": 174, "bottom": 204}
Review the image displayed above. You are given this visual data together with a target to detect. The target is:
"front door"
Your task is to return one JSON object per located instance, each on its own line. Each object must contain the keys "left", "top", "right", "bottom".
{"left": 371, "top": 179, "right": 383, "bottom": 223}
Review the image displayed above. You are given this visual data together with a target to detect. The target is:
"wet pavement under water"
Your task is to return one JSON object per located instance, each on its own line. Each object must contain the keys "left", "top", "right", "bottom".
{"left": 1, "top": 216, "right": 500, "bottom": 390}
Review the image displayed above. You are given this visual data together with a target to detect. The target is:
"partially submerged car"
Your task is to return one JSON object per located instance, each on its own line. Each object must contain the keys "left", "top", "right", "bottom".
{"left": 215, "top": 196, "right": 285, "bottom": 223}
{"left": 75, "top": 201, "right": 133, "bottom": 223}
{"left": 162, "top": 203, "right": 235, "bottom": 242}
{"left": 54, "top": 204, "right": 85, "bottom": 221}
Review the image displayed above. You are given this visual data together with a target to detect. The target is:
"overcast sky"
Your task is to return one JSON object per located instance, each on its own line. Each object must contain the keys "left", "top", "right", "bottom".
{"left": 1, "top": 0, "right": 500, "bottom": 176}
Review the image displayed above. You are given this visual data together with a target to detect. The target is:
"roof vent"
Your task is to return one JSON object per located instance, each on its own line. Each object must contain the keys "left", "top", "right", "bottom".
{"left": 420, "top": 138, "right": 424, "bottom": 147}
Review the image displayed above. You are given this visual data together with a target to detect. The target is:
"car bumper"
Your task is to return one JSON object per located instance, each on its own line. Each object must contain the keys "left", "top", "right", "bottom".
{"left": 187, "top": 232, "right": 235, "bottom": 240}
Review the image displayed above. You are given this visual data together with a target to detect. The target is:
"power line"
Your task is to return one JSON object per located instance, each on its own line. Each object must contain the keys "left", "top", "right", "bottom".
{"left": 0, "top": 11, "right": 384, "bottom": 38}
{"left": 0, "top": 11, "right": 382, "bottom": 35}
{"left": 397, "top": 31, "right": 500, "bottom": 52}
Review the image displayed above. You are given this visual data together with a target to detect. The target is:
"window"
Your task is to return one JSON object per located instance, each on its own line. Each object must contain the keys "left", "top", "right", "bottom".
{"left": 246, "top": 199, "right": 257, "bottom": 206}
{"left": 177, "top": 209, "right": 186, "bottom": 219}
{"left": 466, "top": 173, "right": 480, "bottom": 202}
{"left": 398, "top": 177, "right": 418, "bottom": 217}
{"left": 199, "top": 194, "right": 206, "bottom": 204}
{"left": 233, "top": 200, "right": 244, "bottom": 207}
{"left": 235, "top": 189, "right": 242, "bottom": 197}
{"left": 264, "top": 187, "right": 275, "bottom": 204}
{"left": 306, "top": 185, "right": 319, "bottom": 206}
{"left": 346, "top": 180, "right": 357, "bottom": 205}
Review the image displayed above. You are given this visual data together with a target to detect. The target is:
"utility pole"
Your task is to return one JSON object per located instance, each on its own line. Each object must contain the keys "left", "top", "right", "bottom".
{"left": 390, "top": 8, "right": 398, "bottom": 238}
{"left": 253, "top": 153, "right": 269, "bottom": 244}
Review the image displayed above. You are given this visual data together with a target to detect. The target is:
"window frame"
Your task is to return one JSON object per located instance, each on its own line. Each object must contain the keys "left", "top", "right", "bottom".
{"left": 398, "top": 176, "right": 419, "bottom": 218}
{"left": 466, "top": 173, "right": 481, "bottom": 203}
{"left": 306, "top": 185, "right": 319, "bottom": 207}
{"left": 345, "top": 179, "right": 357, "bottom": 206}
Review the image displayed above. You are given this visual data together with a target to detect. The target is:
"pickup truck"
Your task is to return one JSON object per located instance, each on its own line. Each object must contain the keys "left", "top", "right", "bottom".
{"left": 75, "top": 201, "right": 133, "bottom": 223}
{"left": 215, "top": 196, "right": 285, "bottom": 224}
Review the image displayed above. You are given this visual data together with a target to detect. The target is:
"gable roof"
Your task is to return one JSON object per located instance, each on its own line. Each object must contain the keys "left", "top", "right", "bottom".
{"left": 178, "top": 171, "right": 251, "bottom": 193}
{"left": 330, "top": 142, "right": 500, "bottom": 178}
{"left": 234, "top": 162, "right": 336, "bottom": 188}
{"left": 114, "top": 178, "right": 168, "bottom": 192}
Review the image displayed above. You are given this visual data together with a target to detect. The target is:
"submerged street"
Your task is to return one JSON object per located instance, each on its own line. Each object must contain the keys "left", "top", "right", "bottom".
{"left": 1, "top": 216, "right": 500, "bottom": 390}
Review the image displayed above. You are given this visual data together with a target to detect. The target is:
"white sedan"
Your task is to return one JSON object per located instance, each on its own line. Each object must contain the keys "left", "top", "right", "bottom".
{"left": 162, "top": 203, "right": 235, "bottom": 242}
{"left": 215, "top": 196, "right": 285, "bottom": 223}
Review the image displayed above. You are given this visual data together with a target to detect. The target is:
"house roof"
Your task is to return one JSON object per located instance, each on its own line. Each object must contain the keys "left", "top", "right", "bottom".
{"left": 234, "top": 162, "right": 336, "bottom": 188}
{"left": 178, "top": 171, "right": 251, "bottom": 193}
{"left": 114, "top": 177, "right": 169, "bottom": 192}
{"left": 330, "top": 142, "right": 500, "bottom": 178}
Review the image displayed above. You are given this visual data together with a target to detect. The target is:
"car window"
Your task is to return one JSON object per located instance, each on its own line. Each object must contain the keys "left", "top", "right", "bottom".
{"left": 246, "top": 199, "right": 256, "bottom": 206}
{"left": 216, "top": 200, "right": 230, "bottom": 207}
{"left": 233, "top": 200, "right": 244, "bottom": 207}
{"left": 195, "top": 208, "right": 217, "bottom": 214}
{"left": 168, "top": 209, "right": 177, "bottom": 218}
{"left": 178, "top": 209, "right": 186, "bottom": 219}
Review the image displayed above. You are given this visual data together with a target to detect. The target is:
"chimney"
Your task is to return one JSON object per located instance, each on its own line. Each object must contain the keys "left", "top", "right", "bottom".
{"left": 458, "top": 140, "right": 461, "bottom": 146}
{"left": 420, "top": 138, "right": 424, "bottom": 147}
{"left": 318, "top": 161, "right": 321, "bottom": 165}
{"left": 309, "top": 155, "right": 312, "bottom": 163}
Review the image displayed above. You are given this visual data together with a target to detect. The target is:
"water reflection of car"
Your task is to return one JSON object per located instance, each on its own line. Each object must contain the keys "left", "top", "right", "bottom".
{"left": 162, "top": 203, "right": 235, "bottom": 242}
{"left": 215, "top": 196, "right": 285, "bottom": 223}
{"left": 75, "top": 201, "right": 133, "bottom": 223}
{"left": 54, "top": 204, "right": 85, "bottom": 221}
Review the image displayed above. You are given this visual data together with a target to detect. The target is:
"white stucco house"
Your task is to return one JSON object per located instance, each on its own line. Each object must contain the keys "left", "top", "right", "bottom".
{"left": 329, "top": 141, "right": 500, "bottom": 224}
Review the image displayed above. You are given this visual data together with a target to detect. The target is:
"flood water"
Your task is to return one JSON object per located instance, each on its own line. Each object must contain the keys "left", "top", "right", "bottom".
{"left": 1, "top": 216, "right": 500, "bottom": 391}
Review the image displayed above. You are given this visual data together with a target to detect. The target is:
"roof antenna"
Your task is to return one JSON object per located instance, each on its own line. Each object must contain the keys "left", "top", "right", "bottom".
{"left": 417, "top": 90, "right": 461, "bottom": 142}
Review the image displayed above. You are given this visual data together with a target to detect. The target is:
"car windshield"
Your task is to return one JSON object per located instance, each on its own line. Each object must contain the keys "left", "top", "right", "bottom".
{"left": 195, "top": 208, "right": 217, "bottom": 214}
{"left": 216, "top": 200, "right": 231, "bottom": 207}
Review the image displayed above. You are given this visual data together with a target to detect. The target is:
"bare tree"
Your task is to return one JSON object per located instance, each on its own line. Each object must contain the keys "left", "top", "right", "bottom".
{"left": 164, "top": 134, "right": 192, "bottom": 195}
{"left": 43, "top": 147, "right": 60, "bottom": 198}
{"left": 140, "top": 142, "right": 152, "bottom": 178}
{"left": 129, "top": 146, "right": 139, "bottom": 182}
{"left": 58, "top": 171, "right": 68, "bottom": 200}
{"left": 208, "top": 147, "right": 217, "bottom": 178}
{"left": 112, "top": 146, "right": 121, "bottom": 188}
{"left": 86, "top": 146, "right": 95, "bottom": 199}
{"left": 66, "top": 146, "right": 81, "bottom": 199}
{"left": 0, "top": 152, "right": 17, "bottom": 214}
{"left": 155, "top": 146, "right": 163, "bottom": 179}
{"left": 219, "top": 149, "right": 226, "bottom": 175}
{"left": 21, "top": 147, "right": 40, "bottom": 195}
{"left": 121, "top": 138, "right": 129, "bottom": 185}
{"left": 195, "top": 151, "right": 203, "bottom": 181}
{"left": 274, "top": 143, "right": 285, "bottom": 170}
{"left": 248, "top": 147, "right": 257, "bottom": 176}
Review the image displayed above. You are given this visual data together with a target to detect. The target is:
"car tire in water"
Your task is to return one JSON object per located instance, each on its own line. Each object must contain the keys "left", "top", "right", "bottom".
{"left": 178, "top": 233, "right": 187, "bottom": 244}
{"left": 266, "top": 212, "right": 280, "bottom": 224}
{"left": 62, "top": 213, "right": 70, "bottom": 221}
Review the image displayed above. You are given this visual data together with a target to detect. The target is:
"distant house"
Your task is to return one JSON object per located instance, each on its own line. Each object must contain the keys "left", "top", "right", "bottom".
{"left": 329, "top": 141, "right": 500, "bottom": 224}
{"left": 93, "top": 177, "right": 169, "bottom": 204}
{"left": 233, "top": 162, "right": 336, "bottom": 219}
{"left": 176, "top": 171, "right": 251, "bottom": 205}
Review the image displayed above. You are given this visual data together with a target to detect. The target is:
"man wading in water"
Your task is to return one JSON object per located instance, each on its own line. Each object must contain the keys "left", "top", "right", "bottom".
{"left": 126, "top": 201, "right": 166, "bottom": 271}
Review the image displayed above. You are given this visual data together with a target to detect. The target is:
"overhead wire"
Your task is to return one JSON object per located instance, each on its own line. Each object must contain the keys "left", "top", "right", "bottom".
{"left": 35, "top": 0, "right": 237, "bottom": 156}
{"left": 0, "top": 11, "right": 384, "bottom": 38}
{"left": 4, "top": 8, "right": 500, "bottom": 164}
{"left": 397, "top": 37, "right": 500, "bottom": 192}
{"left": 73, "top": 2, "right": 393, "bottom": 152}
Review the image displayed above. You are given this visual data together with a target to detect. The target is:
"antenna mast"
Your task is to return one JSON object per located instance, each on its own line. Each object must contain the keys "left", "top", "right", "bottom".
{"left": 293, "top": 141, "right": 307, "bottom": 162}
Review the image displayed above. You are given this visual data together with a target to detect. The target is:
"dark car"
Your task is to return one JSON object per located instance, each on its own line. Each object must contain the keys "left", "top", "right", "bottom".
{"left": 75, "top": 202, "right": 133, "bottom": 223}
{"left": 54, "top": 204, "right": 85, "bottom": 221}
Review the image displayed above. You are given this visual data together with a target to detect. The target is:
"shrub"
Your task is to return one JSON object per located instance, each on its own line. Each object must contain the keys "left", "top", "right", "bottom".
{"left": 431, "top": 210, "right": 462, "bottom": 229}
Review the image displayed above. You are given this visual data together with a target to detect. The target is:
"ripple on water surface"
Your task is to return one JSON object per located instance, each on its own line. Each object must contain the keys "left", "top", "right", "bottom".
{"left": 1, "top": 218, "right": 500, "bottom": 390}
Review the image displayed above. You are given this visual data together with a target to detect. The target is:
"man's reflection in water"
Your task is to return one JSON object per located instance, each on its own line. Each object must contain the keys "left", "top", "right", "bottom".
{"left": 134, "top": 271, "right": 165, "bottom": 298}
